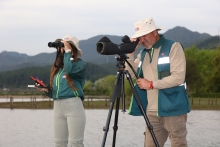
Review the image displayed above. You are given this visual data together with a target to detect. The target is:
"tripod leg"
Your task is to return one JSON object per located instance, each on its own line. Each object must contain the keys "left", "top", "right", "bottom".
{"left": 124, "top": 70, "right": 160, "bottom": 147}
{"left": 101, "top": 71, "right": 122, "bottom": 147}
{"left": 112, "top": 92, "right": 120, "bottom": 147}
{"left": 121, "top": 73, "right": 126, "bottom": 113}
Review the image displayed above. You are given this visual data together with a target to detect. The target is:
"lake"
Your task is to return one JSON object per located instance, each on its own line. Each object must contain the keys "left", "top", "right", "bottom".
{"left": 0, "top": 109, "right": 219, "bottom": 147}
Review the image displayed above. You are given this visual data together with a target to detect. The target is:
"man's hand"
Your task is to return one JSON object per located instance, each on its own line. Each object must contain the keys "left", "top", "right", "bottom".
{"left": 137, "top": 78, "right": 151, "bottom": 90}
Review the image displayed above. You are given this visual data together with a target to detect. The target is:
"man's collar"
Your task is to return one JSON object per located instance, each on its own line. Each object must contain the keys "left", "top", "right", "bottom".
{"left": 153, "top": 35, "right": 165, "bottom": 48}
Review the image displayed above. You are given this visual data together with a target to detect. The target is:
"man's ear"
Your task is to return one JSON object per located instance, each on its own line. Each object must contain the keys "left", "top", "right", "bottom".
{"left": 152, "top": 30, "right": 159, "bottom": 37}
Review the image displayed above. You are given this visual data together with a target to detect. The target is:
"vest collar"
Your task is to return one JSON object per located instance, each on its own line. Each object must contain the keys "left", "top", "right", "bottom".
{"left": 153, "top": 35, "right": 165, "bottom": 48}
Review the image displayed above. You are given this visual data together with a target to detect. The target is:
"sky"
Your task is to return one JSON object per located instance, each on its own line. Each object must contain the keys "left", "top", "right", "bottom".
{"left": 0, "top": 0, "right": 220, "bottom": 56}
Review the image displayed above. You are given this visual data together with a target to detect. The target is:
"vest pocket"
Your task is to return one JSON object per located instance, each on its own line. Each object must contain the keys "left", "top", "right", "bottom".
{"left": 159, "top": 86, "right": 188, "bottom": 112}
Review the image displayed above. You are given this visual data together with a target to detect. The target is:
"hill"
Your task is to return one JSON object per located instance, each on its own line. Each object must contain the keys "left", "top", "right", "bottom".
{"left": 0, "top": 51, "right": 56, "bottom": 71}
{"left": 0, "top": 26, "right": 219, "bottom": 72}
{"left": 163, "top": 26, "right": 212, "bottom": 47}
{"left": 194, "top": 36, "right": 220, "bottom": 49}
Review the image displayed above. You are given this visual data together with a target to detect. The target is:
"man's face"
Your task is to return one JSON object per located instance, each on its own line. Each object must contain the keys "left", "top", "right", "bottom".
{"left": 139, "top": 30, "right": 157, "bottom": 49}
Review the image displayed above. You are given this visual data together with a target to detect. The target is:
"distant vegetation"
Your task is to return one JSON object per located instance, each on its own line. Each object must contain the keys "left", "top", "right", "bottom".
{"left": 0, "top": 46, "right": 220, "bottom": 98}
{"left": 194, "top": 36, "right": 220, "bottom": 49}
{"left": 0, "top": 62, "right": 118, "bottom": 88}
{"left": 185, "top": 46, "right": 220, "bottom": 94}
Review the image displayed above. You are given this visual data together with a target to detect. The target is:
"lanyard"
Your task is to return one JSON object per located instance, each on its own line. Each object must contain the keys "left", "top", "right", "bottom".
{"left": 149, "top": 48, "right": 154, "bottom": 63}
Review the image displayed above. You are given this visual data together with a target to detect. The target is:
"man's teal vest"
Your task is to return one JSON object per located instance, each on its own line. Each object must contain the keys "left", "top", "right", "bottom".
{"left": 156, "top": 36, "right": 190, "bottom": 116}
{"left": 128, "top": 36, "right": 190, "bottom": 116}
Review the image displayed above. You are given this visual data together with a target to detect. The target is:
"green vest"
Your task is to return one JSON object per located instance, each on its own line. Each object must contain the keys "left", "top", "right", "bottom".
{"left": 156, "top": 36, "right": 190, "bottom": 116}
{"left": 128, "top": 36, "right": 190, "bottom": 116}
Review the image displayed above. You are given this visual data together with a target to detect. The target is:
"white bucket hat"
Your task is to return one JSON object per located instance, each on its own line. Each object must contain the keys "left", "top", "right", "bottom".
{"left": 131, "top": 18, "right": 163, "bottom": 38}
{"left": 62, "top": 35, "right": 82, "bottom": 56}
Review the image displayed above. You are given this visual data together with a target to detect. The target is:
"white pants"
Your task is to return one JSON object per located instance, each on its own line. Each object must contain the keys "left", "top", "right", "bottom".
{"left": 53, "top": 97, "right": 86, "bottom": 147}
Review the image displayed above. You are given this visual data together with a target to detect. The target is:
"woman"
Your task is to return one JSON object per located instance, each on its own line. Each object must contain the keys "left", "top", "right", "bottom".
{"left": 38, "top": 35, "right": 86, "bottom": 147}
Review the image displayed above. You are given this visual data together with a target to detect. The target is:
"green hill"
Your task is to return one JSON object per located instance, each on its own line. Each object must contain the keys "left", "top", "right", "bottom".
{"left": 195, "top": 36, "right": 220, "bottom": 49}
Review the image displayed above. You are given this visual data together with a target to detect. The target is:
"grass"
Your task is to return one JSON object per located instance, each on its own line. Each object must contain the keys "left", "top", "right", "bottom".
{"left": 189, "top": 97, "right": 220, "bottom": 110}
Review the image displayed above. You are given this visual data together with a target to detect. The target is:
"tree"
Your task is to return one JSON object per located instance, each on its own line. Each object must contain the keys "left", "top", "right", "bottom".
{"left": 185, "top": 57, "right": 199, "bottom": 93}
{"left": 210, "top": 48, "right": 220, "bottom": 92}
{"left": 83, "top": 80, "right": 93, "bottom": 95}
{"left": 93, "top": 75, "right": 115, "bottom": 96}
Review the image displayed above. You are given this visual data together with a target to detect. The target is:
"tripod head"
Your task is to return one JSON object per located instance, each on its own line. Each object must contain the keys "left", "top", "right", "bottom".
{"left": 115, "top": 54, "right": 139, "bottom": 79}
{"left": 115, "top": 54, "right": 128, "bottom": 69}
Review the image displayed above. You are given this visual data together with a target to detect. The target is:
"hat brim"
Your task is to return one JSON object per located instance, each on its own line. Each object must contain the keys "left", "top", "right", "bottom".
{"left": 68, "top": 41, "right": 82, "bottom": 56}
{"left": 77, "top": 48, "right": 82, "bottom": 56}
{"left": 131, "top": 26, "right": 164, "bottom": 39}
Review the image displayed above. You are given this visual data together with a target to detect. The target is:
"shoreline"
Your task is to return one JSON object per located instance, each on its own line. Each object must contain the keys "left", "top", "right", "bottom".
{"left": 0, "top": 101, "right": 220, "bottom": 110}
{"left": 1, "top": 95, "right": 220, "bottom": 110}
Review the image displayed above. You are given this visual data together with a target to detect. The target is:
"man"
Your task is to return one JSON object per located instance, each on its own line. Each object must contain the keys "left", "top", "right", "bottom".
{"left": 125, "top": 18, "right": 190, "bottom": 147}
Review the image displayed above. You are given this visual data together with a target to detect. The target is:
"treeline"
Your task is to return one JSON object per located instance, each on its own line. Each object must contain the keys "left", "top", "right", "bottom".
{"left": 0, "top": 62, "right": 117, "bottom": 88}
{"left": 185, "top": 46, "right": 220, "bottom": 94}
{"left": 1, "top": 46, "right": 220, "bottom": 97}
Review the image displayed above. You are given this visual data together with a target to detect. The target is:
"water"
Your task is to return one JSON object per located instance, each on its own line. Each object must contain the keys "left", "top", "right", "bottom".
{"left": 0, "top": 97, "right": 106, "bottom": 102}
{"left": 0, "top": 109, "right": 219, "bottom": 147}
{"left": 0, "top": 97, "right": 49, "bottom": 102}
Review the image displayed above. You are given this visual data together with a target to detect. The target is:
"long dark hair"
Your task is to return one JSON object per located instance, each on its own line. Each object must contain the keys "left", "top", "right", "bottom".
{"left": 49, "top": 39, "right": 79, "bottom": 92}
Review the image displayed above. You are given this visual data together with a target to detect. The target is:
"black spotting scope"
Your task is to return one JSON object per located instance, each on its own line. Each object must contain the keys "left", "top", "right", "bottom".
{"left": 96, "top": 35, "right": 139, "bottom": 55}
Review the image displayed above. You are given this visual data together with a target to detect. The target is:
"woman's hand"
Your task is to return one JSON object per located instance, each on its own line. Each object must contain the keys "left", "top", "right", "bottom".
{"left": 61, "top": 41, "right": 71, "bottom": 51}
{"left": 37, "top": 88, "right": 48, "bottom": 92}
{"left": 35, "top": 83, "right": 48, "bottom": 92}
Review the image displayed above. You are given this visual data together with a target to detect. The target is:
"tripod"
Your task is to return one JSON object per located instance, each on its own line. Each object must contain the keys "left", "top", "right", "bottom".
{"left": 101, "top": 54, "right": 159, "bottom": 147}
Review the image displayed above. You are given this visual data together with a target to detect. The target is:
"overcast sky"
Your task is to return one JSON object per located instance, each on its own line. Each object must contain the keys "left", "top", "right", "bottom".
{"left": 1, "top": 0, "right": 220, "bottom": 56}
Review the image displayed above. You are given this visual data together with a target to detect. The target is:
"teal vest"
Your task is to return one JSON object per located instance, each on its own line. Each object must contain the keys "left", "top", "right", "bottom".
{"left": 128, "top": 36, "right": 190, "bottom": 116}
{"left": 128, "top": 49, "right": 148, "bottom": 116}
{"left": 156, "top": 37, "right": 190, "bottom": 116}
